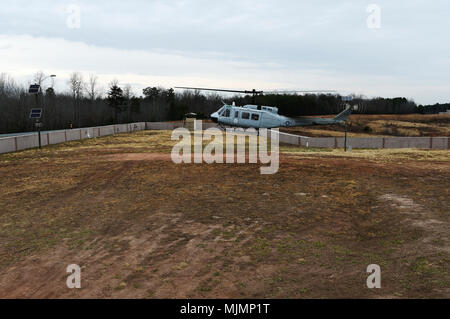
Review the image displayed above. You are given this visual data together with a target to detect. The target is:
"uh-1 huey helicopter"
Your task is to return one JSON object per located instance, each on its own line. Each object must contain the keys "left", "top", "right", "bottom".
{"left": 175, "top": 86, "right": 356, "bottom": 130}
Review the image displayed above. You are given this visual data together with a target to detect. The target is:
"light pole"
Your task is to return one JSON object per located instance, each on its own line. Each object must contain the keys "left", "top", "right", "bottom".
{"left": 41, "top": 74, "right": 56, "bottom": 92}
{"left": 31, "top": 74, "right": 56, "bottom": 149}
{"left": 40, "top": 74, "right": 56, "bottom": 116}
{"left": 344, "top": 121, "right": 348, "bottom": 152}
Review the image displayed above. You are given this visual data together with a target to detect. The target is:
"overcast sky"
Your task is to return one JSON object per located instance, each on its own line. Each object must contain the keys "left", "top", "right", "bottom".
{"left": 0, "top": 0, "right": 449, "bottom": 104}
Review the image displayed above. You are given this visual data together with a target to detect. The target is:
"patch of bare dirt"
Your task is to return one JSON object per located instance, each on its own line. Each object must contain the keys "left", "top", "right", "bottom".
{"left": 0, "top": 216, "right": 273, "bottom": 298}
{"left": 379, "top": 194, "right": 449, "bottom": 254}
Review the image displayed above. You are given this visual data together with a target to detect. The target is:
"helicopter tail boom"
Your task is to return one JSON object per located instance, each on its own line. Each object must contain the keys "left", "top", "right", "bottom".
{"left": 286, "top": 104, "right": 354, "bottom": 126}
{"left": 333, "top": 104, "right": 353, "bottom": 122}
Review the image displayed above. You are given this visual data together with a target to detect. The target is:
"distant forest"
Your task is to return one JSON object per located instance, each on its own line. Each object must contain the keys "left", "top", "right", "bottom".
{"left": 0, "top": 72, "right": 448, "bottom": 134}
{"left": 417, "top": 103, "right": 450, "bottom": 114}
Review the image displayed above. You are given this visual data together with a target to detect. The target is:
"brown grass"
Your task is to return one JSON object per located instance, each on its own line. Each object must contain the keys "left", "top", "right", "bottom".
{"left": 282, "top": 114, "right": 450, "bottom": 137}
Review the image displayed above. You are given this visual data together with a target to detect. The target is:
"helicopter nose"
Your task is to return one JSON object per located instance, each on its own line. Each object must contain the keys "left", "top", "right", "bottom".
{"left": 210, "top": 112, "right": 218, "bottom": 123}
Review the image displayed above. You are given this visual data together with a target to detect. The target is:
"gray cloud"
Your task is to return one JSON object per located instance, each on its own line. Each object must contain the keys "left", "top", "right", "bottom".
{"left": 0, "top": 0, "right": 449, "bottom": 103}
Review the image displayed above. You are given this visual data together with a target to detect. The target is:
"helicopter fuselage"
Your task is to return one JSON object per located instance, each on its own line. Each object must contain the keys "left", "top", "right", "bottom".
{"left": 210, "top": 104, "right": 352, "bottom": 129}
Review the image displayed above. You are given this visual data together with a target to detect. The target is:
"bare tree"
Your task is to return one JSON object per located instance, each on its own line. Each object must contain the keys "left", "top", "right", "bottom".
{"left": 68, "top": 72, "right": 84, "bottom": 127}
{"left": 0, "top": 73, "right": 22, "bottom": 98}
{"left": 85, "top": 74, "right": 101, "bottom": 101}
{"left": 33, "top": 71, "right": 46, "bottom": 86}
{"left": 123, "top": 84, "right": 132, "bottom": 100}
{"left": 109, "top": 79, "right": 119, "bottom": 88}
{"left": 123, "top": 84, "right": 133, "bottom": 122}
{"left": 68, "top": 72, "right": 84, "bottom": 99}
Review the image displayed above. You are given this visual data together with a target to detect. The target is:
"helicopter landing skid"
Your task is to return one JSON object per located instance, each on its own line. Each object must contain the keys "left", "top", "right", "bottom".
{"left": 216, "top": 123, "right": 227, "bottom": 131}
{"left": 216, "top": 124, "right": 261, "bottom": 136}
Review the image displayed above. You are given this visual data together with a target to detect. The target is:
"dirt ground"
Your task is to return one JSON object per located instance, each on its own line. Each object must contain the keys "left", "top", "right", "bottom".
{"left": 0, "top": 130, "right": 448, "bottom": 298}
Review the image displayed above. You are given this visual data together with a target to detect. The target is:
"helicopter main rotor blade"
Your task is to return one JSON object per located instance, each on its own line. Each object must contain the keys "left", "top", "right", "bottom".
{"left": 175, "top": 87, "right": 337, "bottom": 96}
{"left": 264, "top": 90, "right": 337, "bottom": 94}
{"left": 175, "top": 87, "right": 263, "bottom": 95}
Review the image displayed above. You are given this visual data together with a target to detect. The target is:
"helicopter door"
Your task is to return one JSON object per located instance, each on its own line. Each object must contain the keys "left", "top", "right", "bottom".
{"left": 233, "top": 110, "right": 239, "bottom": 125}
{"left": 220, "top": 107, "right": 232, "bottom": 125}
{"left": 240, "top": 111, "right": 252, "bottom": 128}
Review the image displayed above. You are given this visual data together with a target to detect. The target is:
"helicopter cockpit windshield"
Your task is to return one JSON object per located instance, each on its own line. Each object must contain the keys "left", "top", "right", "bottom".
{"left": 217, "top": 106, "right": 225, "bottom": 115}
{"left": 218, "top": 106, "right": 232, "bottom": 117}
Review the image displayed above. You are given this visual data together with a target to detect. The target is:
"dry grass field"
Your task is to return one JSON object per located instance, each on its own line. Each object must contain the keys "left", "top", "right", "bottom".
{"left": 282, "top": 114, "right": 450, "bottom": 137}
{"left": 0, "top": 130, "right": 449, "bottom": 298}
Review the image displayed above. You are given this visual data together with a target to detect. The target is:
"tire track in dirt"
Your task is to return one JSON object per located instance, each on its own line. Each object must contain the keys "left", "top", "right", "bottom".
{"left": 379, "top": 194, "right": 449, "bottom": 254}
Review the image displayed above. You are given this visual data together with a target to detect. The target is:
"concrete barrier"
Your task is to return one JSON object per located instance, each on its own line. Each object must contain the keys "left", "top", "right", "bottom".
{"left": 92, "top": 127, "right": 101, "bottom": 138}
{"left": 114, "top": 124, "right": 129, "bottom": 134}
{"left": 99, "top": 125, "right": 115, "bottom": 137}
{"left": 145, "top": 121, "right": 232, "bottom": 130}
{"left": 128, "top": 123, "right": 138, "bottom": 132}
{"left": 431, "top": 137, "right": 449, "bottom": 150}
{"left": 384, "top": 137, "right": 431, "bottom": 149}
{"left": 307, "top": 137, "right": 336, "bottom": 148}
{"left": 146, "top": 122, "right": 183, "bottom": 130}
{"left": 286, "top": 135, "right": 449, "bottom": 150}
{"left": 336, "top": 137, "right": 384, "bottom": 149}
{"left": 80, "top": 127, "right": 94, "bottom": 139}
{"left": 278, "top": 132, "right": 301, "bottom": 145}
{"left": 15, "top": 134, "right": 39, "bottom": 151}
{"left": 65, "top": 129, "right": 81, "bottom": 142}
{"left": 145, "top": 121, "right": 220, "bottom": 130}
{"left": 135, "top": 122, "right": 146, "bottom": 131}
{"left": 48, "top": 131, "right": 67, "bottom": 145}
{"left": 1, "top": 121, "right": 448, "bottom": 154}
{"left": 0, "top": 122, "right": 146, "bottom": 154}
{"left": 299, "top": 137, "right": 309, "bottom": 147}
{"left": 0, "top": 137, "right": 17, "bottom": 153}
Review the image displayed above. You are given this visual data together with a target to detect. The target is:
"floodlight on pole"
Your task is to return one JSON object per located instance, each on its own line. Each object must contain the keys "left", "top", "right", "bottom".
{"left": 43, "top": 74, "right": 57, "bottom": 89}
{"left": 28, "top": 74, "right": 56, "bottom": 150}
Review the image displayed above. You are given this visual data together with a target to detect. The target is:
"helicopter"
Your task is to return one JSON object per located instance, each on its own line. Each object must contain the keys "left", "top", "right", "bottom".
{"left": 175, "top": 87, "right": 356, "bottom": 130}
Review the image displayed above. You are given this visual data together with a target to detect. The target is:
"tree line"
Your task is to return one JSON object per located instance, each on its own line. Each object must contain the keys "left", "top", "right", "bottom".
{"left": 417, "top": 103, "right": 450, "bottom": 114}
{"left": 0, "top": 71, "right": 445, "bottom": 134}
{"left": 0, "top": 72, "right": 222, "bottom": 134}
